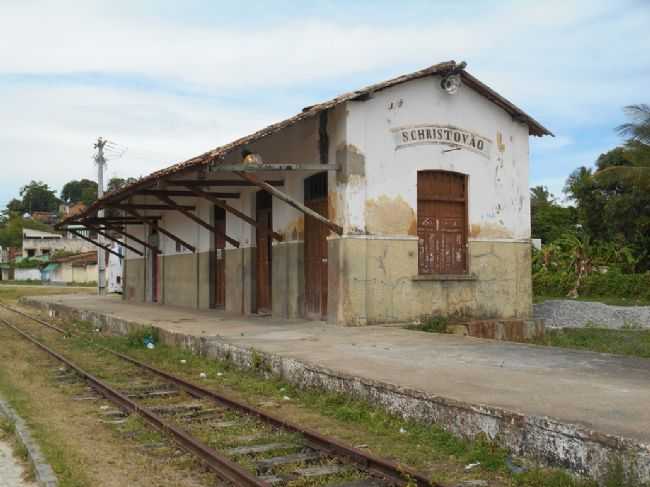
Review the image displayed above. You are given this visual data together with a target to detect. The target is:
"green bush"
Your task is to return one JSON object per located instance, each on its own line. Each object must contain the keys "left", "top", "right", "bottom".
{"left": 580, "top": 269, "right": 650, "bottom": 300}
{"left": 533, "top": 271, "right": 574, "bottom": 297}
{"left": 534, "top": 268, "right": 650, "bottom": 301}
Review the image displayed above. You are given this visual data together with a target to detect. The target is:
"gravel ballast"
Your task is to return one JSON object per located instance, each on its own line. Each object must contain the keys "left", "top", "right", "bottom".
{"left": 534, "top": 299, "right": 650, "bottom": 329}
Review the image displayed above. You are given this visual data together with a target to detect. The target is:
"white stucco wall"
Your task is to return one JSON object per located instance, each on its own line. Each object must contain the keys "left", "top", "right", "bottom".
{"left": 23, "top": 237, "right": 96, "bottom": 257}
{"left": 15, "top": 268, "right": 41, "bottom": 281}
{"left": 342, "top": 75, "right": 531, "bottom": 241}
{"left": 123, "top": 75, "right": 534, "bottom": 264}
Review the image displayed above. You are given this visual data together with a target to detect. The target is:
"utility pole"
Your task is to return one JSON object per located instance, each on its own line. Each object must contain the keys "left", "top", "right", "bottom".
{"left": 94, "top": 137, "right": 107, "bottom": 296}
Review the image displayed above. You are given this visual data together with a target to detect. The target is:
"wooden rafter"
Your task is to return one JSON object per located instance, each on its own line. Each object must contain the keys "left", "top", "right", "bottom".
{"left": 67, "top": 229, "right": 121, "bottom": 258}
{"left": 82, "top": 223, "right": 144, "bottom": 257}
{"left": 83, "top": 216, "right": 162, "bottom": 223}
{"left": 206, "top": 163, "right": 337, "bottom": 172}
{"left": 137, "top": 189, "right": 240, "bottom": 199}
{"left": 84, "top": 222, "right": 157, "bottom": 253}
{"left": 110, "top": 203, "right": 195, "bottom": 211}
{"left": 234, "top": 172, "right": 343, "bottom": 235}
{"left": 184, "top": 186, "right": 283, "bottom": 242}
{"left": 119, "top": 207, "right": 196, "bottom": 253}
{"left": 167, "top": 179, "right": 284, "bottom": 187}
{"left": 153, "top": 194, "right": 240, "bottom": 248}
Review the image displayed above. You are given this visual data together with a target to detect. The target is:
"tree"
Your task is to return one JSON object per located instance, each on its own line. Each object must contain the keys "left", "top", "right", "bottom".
{"left": 617, "top": 104, "right": 650, "bottom": 145}
{"left": 565, "top": 155, "right": 650, "bottom": 272}
{"left": 594, "top": 105, "right": 650, "bottom": 191}
{"left": 0, "top": 215, "right": 54, "bottom": 248}
{"left": 19, "top": 181, "right": 59, "bottom": 213}
{"left": 2, "top": 198, "right": 24, "bottom": 219}
{"left": 60, "top": 179, "right": 98, "bottom": 204}
{"left": 106, "top": 177, "right": 137, "bottom": 193}
{"left": 530, "top": 185, "right": 576, "bottom": 244}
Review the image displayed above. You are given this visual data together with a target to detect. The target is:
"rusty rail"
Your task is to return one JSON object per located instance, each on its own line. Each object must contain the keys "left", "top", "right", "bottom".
{"left": 0, "top": 315, "right": 269, "bottom": 487}
{"left": 0, "top": 302, "right": 440, "bottom": 487}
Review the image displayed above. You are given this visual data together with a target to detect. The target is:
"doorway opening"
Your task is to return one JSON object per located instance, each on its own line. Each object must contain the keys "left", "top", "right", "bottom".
{"left": 212, "top": 206, "right": 226, "bottom": 308}
{"left": 304, "top": 172, "right": 329, "bottom": 320}
{"left": 255, "top": 191, "right": 273, "bottom": 314}
{"left": 148, "top": 229, "right": 160, "bottom": 302}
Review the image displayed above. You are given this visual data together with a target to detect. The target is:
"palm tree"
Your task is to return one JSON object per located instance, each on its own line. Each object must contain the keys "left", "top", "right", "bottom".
{"left": 617, "top": 104, "right": 650, "bottom": 144}
{"left": 594, "top": 105, "right": 650, "bottom": 189}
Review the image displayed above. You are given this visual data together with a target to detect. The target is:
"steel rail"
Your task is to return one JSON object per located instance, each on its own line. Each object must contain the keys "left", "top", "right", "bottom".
{"left": 0, "top": 302, "right": 439, "bottom": 487}
{"left": 0, "top": 316, "right": 269, "bottom": 487}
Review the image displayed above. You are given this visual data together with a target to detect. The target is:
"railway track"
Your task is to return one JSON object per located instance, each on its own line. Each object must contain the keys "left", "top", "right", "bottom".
{"left": 0, "top": 302, "right": 442, "bottom": 487}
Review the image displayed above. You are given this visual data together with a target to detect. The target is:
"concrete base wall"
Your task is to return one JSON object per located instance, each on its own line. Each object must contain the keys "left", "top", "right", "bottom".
{"left": 124, "top": 258, "right": 145, "bottom": 302}
{"left": 329, "top": 236, "right": 532, "bottom": 325}
{"left": 272, "top": 241, "right": 305, "bottom": 319}
{"left": 224, "top": 247, "right": 255, "bottom": 315}
{"left": 126, "top": 253, "right": 210, "bottom": 308}
{"left": 161, "top": 253, "right": 197, "bottom": 308}
{"left": 198, "top": 252, "right": 211, "bottom": 310}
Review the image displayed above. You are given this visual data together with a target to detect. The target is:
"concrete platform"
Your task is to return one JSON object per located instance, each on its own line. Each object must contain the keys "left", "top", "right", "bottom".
{"left": 22, "top": 294, "right": 650, "bottom": 482}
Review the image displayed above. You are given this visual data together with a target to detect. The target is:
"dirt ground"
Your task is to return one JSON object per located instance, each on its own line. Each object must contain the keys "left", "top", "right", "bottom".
{"left": 0, "top": 439, "right": 35, "bottom": 487}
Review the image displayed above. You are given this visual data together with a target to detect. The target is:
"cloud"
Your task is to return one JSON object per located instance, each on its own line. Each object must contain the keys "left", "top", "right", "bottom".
{"left": 0, "top": 82, "right": 279, "bottom": 204}
{"left": 0, "top": 0, "right": 648, "bottom": 208}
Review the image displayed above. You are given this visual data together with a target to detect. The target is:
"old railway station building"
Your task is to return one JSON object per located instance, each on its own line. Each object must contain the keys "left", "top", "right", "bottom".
{"left": 60, "top": 61, "right": 551, "bottom": 326}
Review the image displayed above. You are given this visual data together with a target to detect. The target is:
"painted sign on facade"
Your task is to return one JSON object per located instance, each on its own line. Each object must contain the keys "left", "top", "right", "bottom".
{"left": 393, "top": 124, "right": 492, "bottom": 158}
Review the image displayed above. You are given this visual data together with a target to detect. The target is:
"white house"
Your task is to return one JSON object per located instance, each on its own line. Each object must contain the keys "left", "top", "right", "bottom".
{"left": 22, "top": 228, "right": 95, "bottom": 258}
{"left": 58, "top": 61, "right": 551, "bottom": 327}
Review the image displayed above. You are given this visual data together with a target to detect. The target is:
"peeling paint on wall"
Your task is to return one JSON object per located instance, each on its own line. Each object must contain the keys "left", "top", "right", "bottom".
{"left": 469, "top": 223, "right": 514, "bottom": 239}
{"left": 282, "top": 216, "right": 304, "bottom": 241}
{"left": 336, "top": 144, "right": 366, "bottom": 184}
{"left": 327, "top": 191, "right": 337, "bottom": 222}
{"left": 365, "top": 195, "right": 416, "bottom": 235}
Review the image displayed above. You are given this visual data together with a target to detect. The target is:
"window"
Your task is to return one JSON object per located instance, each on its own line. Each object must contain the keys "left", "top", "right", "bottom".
{"left": 41, "top": 249, "right": 50, "bottom": 256}
{"left": 417, "top": 171, "right": 468, "bottom": 274}
{"left": 27, "top": 249, "right": 36, "bottom": 257}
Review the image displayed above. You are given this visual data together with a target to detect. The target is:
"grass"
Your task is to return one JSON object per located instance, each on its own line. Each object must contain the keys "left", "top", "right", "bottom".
{"left": 2, "top": 292, "right": 646, "bottom": 486}
{"left": 405, "top": 315, "right": 449, "bottom": 333}
{"left": 62, "top": 325, "right": 609, "bottom": 487}
{"left": 532, "top": 325, "right": 650, "bottom": 359}
{"left": 0, "top": 285, "right": 95, "bottom": 302}
{"left": 534, "top": 295, "right": 650, "bottom": 307}
{"left": 0, "top": 366, "right": 90, "bottom": 487}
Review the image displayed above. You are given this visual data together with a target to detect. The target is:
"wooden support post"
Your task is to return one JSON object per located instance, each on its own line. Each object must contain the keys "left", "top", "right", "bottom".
{"left": 234, "top": 172, "right": 343, "bottom": 235}
{"left": 82, "top": 224, "right": 144, "bottom": 257}
{"left": 68, "top": 229, "right": 121, "bottom": 258}
{"left": 119, "top": 207, "right": 196, "bottom": 253}
{"left": 184, "top": 186, "right": 283, "bottom": 241}
{"left": 153, "top": 195, "right": 240, "bottom": 248}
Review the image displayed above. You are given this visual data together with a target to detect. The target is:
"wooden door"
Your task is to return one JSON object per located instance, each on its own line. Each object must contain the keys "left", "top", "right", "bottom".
{"left": 304, "top": 172, "right": 329, "bottom": 320}
{"left": 304, "top": 199, "right": 328, "bottom": 320}
{"left": 255, "top": 192, "right": 272, "bottom": 314}
{"left": 148, "top": 230, "right": 160, "bottom": 302}
{"left": 213, "top": 207, "right": 226, "bottom": 308}
{"left": 417, "top": 171, "right": 467, "bottom": 275}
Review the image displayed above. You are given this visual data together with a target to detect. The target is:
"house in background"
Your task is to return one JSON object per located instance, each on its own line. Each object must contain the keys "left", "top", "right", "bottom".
{"left": 22, "top": 228, "right": 95, "bottom": 258}
{"left": 46, "top": 251, "right": 98, "bottom": 284}
{"left": 0, "top": 246, "right": 19, "bottom": 281}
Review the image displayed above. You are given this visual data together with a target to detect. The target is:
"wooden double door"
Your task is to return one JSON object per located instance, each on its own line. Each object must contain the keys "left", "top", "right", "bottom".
{"left": 304, "top": 173, "right": 329, "bottom": 320}
{"left": 417, "top": 171, "right": 468, "bottom": 275}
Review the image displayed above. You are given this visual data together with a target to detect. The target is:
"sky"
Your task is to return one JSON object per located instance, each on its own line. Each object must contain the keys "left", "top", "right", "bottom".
{"left": 1, "top": 0, "right": 648, "bottom": 209}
